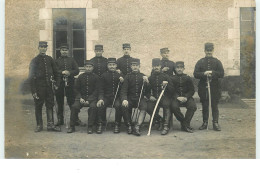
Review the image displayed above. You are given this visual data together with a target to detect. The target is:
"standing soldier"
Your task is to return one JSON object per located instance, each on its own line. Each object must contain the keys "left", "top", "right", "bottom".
{"left": 54, "top": 43, "right": 85, "bottom": 126}
{"left": 97, "top": 58, "right": 124, "bottom": 134}
{"left": 116, "top": 43, "right": 134, "bottom": 75}
{"left": 90, "top": 45, "right": 108, "bottom": 124}
{"left": 193, "top": 43, "right": 224, "bottom": 131}
{"left": 67, "top": 60, "right": 100, "bottom": 134}
{"left": 160, "top": 48, "right": 176, "bottom": 76}
{"left": 120, "top": 58, "right": 149, "bottom": 136}
{"left": 29, "top": 41, "right": 61, "bottom": 132}
{"left": 146, "top": 58, "right": 172, "bottom": 135}
{"left": 171, "top": 61, "right": 197, "bottom": 133}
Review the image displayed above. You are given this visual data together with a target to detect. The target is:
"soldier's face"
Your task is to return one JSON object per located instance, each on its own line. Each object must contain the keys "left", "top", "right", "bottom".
{"left": 153, "top": 65, "right": 161, "bottom": 72}
{"left": 123, "top": 48, "right": 131, "bottom": 55}
{"left": 60, "top": 48, "right": 69, "bottom": 56}
{"left": 38, "top": 46, "right": 47, "bottom": 55}
{"left": 161, "top": 51, "right": 169, "bottom": 59}
{"left": 205, "top": 49, "right": 214, "bottom": 57}
{"left": 107, "top": 63, "right": 117, "bottom": 72}
{"left": 131, "top": 64, "right": 140, "bottom": 72}
{"left": 95, "top": 50, "right": 103, "bottom": 57}
{"left": 176, "top": 66, "right": 185, "bottom": 75}
{"left": 85, "top": 65, "right": 94, "bottom": 72}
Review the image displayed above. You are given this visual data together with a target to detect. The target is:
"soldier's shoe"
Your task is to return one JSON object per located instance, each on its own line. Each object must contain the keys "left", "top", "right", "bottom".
{"left": 87, "top": 126, "right": 93, "bottom": 134}
{"left": 47, "top": 124, "right": 61, "bottom": 132}
{"left": 161, "top": 126, "right": 169, "bottom": 135}
{"left": 127, "top": 124, "right": 132, "bottom": 134}
{"left": 199, "top": 122, "right": 208, "bottom": 130}
{"left": 213, "top": 122, "right": 221, "bottom": 131}
{"left": 133, "top": 126, "right": 141, "bottom": 136}
{"left": 114, "top": 123, "right": 120, "bottom": 133}
{"left": 75, "top": 119, "right": 87, "bottom": 127}
{"left": 67, "top": 126, "right": 75, "bottom": 133}
{"left": 181, "top": 125, "right": 193, "bottom": 133}
{"left": 34, "top": 126, "right": 43, "bottom": 132}
{"left": 96, "top": 123, "right": 102, "bottom": 134}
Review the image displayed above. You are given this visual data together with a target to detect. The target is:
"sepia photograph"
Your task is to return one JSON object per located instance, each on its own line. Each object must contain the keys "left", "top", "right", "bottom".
{"left": 4, "top": 0, "right": 256, "bottom": 159}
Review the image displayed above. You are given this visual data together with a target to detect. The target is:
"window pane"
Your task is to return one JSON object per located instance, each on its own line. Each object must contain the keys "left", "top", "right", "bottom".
{"left": 73, "top": 50, "right": 85, "bottom": 67}
{"left": 56, "top": 31, "right": 67, "bottom": 48}
{"left": 73, "top": 31, "right": 84, "bottom": 48}
{"left": 54, "top": 17, "right": 67, "bottom": 25}
{"left": 73, "top": 22, "right": 85, "bottom": 29}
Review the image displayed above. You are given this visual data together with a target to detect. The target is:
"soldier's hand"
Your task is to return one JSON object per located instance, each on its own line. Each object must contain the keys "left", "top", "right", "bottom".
{"left": 119, "top": 77, "right": 124, "bottom": 83}
{"left": 97, "top": 100, "right": 104, "bottom": 107}
{"left": 80, "top": 98, "right": 85, "bottom": 104}
{"left": 162, "top": 67, "right": 169, "bottom": 72}
{"left": 85, "top": 101, "right": 89, "bottom": 105}
{"left": 182, "top": 97, "right": 187, "bottom": 103}
{"left": 116, "top": 69, "right": 121, "bottom": 74}
{"left": 64, "top": 70, "right": 70, "bottom": 76}
{"left": 143, "top": 76, "right": 149, "bottom": 83}
{"left": 162, "top": 81, "right": 168, "bottom": 87}
{"left": 204, "top": 71, "right": 212, "bottom": 76}
{"left": 122, "top": 100, "right": 128, "bottom": 107}
{"left": 177, "top": 97, "right": 182, "bottom": 102}
{"left": 150, "top": 96, "right": 157, "bottom": 102}
{"left": 32, "top": 93, "right": 39, "bottom": 100}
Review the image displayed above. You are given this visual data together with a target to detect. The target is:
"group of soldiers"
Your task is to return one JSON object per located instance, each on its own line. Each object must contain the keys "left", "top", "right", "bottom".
{"left": 29, "top": 41, "right": 224, "bottom": 136}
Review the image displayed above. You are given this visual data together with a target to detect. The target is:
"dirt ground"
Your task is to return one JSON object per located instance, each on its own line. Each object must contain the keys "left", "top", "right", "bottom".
{"left": 5, "top": 80, "right": 255, "bottom": 159}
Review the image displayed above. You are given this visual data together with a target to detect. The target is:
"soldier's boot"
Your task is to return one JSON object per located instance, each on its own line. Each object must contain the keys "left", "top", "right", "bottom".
{"left": 161, "top": 109, "right": 171, "bottom": 135}
{"left": 34, "top": 107, "right": 43, "bottom": 132}
{"left": 133, "top": 111, "right": 146, "bottom": 136}
{"left": 46, "top": 108, "right": 61, "bottom": 132}
{"left": 87, "top": 126, "right": 93, "bottom": 134}
{"left": 114, "top": 122, "right": 120, "bottom": 133}
{"left": 213, "top": 121, "right": 221, "bottom": 131}
{"left": 181, "top": 124, "right": 193, "bottom": 133}
{"left": 96, "top": 123, "right": 103, "bottom": 134}
{"left": 56, "top": 114, "right": 64, "bottom": 126}
{"left": 67, "top": 126, "right": 75, "bottom": 133}
{"left": 154, "top": 114, "right": 164, "bottom": 131}
{"left": 199, "top": 122, "right": 208, "bottom": 130}
{"left": 127, "top": 123, "right": 132, "bottom": 134}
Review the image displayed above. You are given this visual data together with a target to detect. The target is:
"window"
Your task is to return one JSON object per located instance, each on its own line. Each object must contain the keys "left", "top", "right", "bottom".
{"left": 53, "top": 8, "right": 86, "bottom": 67}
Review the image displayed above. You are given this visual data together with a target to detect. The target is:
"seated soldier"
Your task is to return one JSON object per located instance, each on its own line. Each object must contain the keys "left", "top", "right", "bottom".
{"left": 120, "top": 58, "right": 149, "bottom": 136}
{"left": 97, "top": 58, "right": 124, "bottom": 134}
{"left": 146, "top": 58, "right": 172, "bottom": 135}
{"left": 171, "top": 61, "right": 197, "bottom": 133}
{"left": 67, "top": 60, "right": 100, "bottom": 134}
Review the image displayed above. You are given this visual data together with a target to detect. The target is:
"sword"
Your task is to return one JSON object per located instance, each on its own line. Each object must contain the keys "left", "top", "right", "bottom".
{"left": 206, "top": 75, "right": 212, "bottom": 130}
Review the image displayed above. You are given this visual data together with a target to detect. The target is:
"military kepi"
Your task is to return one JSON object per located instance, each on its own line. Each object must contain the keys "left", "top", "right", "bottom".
{"left": 176, "top": 61, "right": 184, "bottom": 67}
{"left": 205, "top": 42, "right": 214, "bottom": 51}
{"left": 60, "top": 43, "right": 69, "bottom": 49}
{"left": 160, "top": 47, "right": 169, "bottom": 53}
{"left": 123, "top": 43, "right": 131, "bottom": 49}
{"left": 85, "top": 60, "right": 94, "bottom": 66}
{"left": 39, "top": 41, "right": 48, "bottom": 47}
{"left": 95, "top": 45, "right": 103, "bottom": 50}
{"left": 131, "top": 58, "right": 140, "bottom": 65}
{"left": 152, "top": 58, "right": 161, "bottom": 66}
{"left": 107, "top": 58, "right": 117, "bottom": 64}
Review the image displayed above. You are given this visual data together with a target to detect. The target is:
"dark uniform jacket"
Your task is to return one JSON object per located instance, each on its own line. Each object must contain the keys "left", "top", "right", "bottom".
{"left": 90, "top": 56, "right": 108, "bottom": 77}
{"left": 161, "top": 58, "right": 176, "bottom": 76}
{"left": 120, "top": 71, "right": 148, "bottom": 101}
{"left": 55, "top": 56, "right": 79, "bottom": 84}
{"left": 74, "top": 72, "right": 100, "bottom": 101}
{"left": 193, "top": 56, "right": 224, "bottom": 100}
{"left": 171, "top": 74, "right": 195, "bottom": 99}
{"left": 147, "top": 72, "right": 173, "bottom": 99}
{"left": 98, "top": 71, "right": 122, "bottom": 100}
{"left": 29, "top": 54, "right": 60, "bottom": 94}
{"left": 117, "top": 55, "right": 134, "bottom": 75}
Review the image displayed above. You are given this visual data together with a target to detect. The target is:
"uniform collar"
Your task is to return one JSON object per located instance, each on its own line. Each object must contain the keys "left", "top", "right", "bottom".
{"left": 161, "top": 58, "right": 169, "bottom": 61}
{"left": 123, "top": 55, "right": 131, "bottom": 58}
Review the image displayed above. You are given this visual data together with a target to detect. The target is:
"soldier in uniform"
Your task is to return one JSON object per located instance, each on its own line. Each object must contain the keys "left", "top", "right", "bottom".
{"left": 116, "top": 43, "right": 134, "bottom": 75}
{"left": 29, "top": 41, "right": 61, "bottom": 132}
{"left": 171, "top": 61, "right": 197, "bottom": 133}
{"left": 120, "top": 58, "right": 149, "bottom": 136}
{"left": 160, "top": 48, "right": 176, "bottom": 76}
{"left": 67, "top": 60, "right": 100, "bottom": 134}
{"left": 193, "top": 43, "right": 224, "bottom": 131}
{"left": 97, "top": 58, "right": 124, "bottom": 134}
{"left": 90, "top": 45, "right": 108, "bottom": 124}
{"left": 146, "top": 58, "right": 172, "bottom": 135}
{"left": 54, "top": 43, "right": 85, "bottom": 126}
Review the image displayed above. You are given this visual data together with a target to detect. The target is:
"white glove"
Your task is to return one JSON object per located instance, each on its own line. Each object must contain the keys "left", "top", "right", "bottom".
{"left": 122, "top": 100, "right": 129, "bottom": 107}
